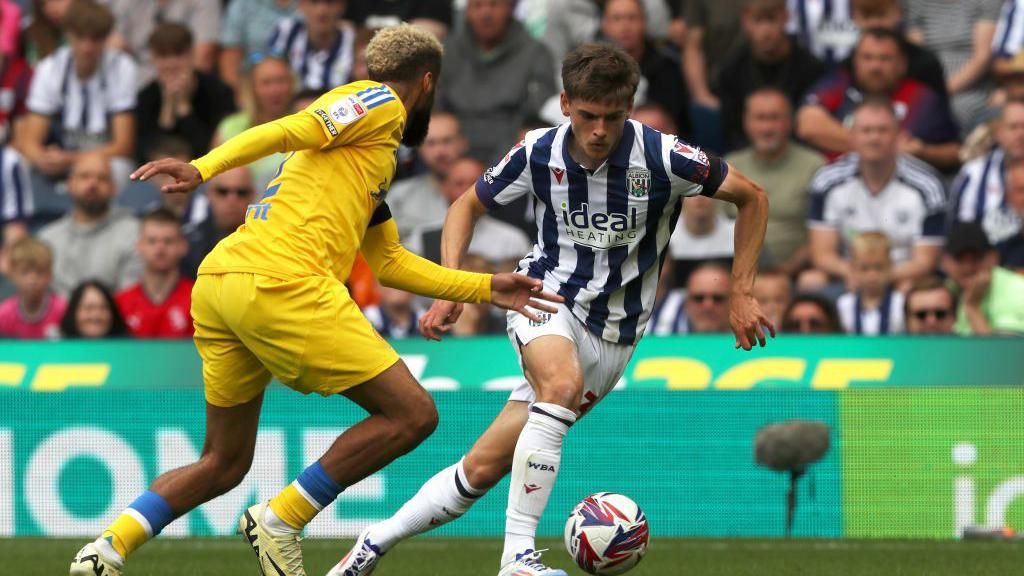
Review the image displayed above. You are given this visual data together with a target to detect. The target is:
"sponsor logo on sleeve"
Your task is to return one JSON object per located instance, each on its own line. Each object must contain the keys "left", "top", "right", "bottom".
{"left": 329, "top": 95, "right": 368, "bottom": 126}
{"left": 314, "top": 108, "right": 338, "bottom": 137}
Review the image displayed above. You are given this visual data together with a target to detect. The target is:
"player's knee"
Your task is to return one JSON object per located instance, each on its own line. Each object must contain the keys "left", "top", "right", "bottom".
{"left": 406, "top": 399, "right": 439, "bottom": 444}
{"left": 536, "top": 380, "right": 583, "bottom": 412}
{"left": 202, "top": 452, "right": 251, "bottom": 494}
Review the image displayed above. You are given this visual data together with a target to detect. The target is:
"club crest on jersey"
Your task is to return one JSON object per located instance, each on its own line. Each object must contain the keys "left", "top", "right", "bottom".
{"left": 626, "top": 168, "right": 650, "bottom": 198}
{"left": 504, "top": 140, "right": 526, "bottom": 163}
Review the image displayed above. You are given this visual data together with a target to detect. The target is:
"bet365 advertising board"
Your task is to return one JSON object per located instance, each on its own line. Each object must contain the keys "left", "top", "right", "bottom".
{"left": 1, "top": 337, "right": 1022, "bottom": 538}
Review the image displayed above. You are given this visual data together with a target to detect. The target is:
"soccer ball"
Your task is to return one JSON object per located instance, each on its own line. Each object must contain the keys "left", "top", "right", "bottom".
{"left": 564, "top": 492, "right": 650, "bottom": 575}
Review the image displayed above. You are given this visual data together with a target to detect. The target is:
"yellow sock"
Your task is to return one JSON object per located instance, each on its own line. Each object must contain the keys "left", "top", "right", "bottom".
{"left": 101, "top": 513, "right": 151, "bottom": 559}
{"left": 269, "top": 484, "right": 321, "bottom": 530}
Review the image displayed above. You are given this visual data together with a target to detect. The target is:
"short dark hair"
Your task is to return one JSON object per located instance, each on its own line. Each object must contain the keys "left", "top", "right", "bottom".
{"left": 149, "top": 23, "right": 193, "bottom": 57}
{"left": 853, "top": 94, "right": 899, "bottom": 122}
{"left": 142, "top": 207, "right": 183, "bottom": 229}
{"left": 562, "top": 43, "right": 641, "bottom": 106}
{"left": 64, "top": 0, "right": 115, "bottom": 39}
{"left": 783, "top": 293, "right": 843, "bottom": 334}
{"left": 60, "top": 280, "right": 130, "bottom": 339}
{"left": 856, "top": 27, "right": 906, "bottom": 57}
{"left": 904, "top": 275, "right": 957, "bottom": 318}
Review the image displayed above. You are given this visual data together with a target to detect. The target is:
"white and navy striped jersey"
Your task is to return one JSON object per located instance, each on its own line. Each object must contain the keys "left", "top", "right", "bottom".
{"left": 786, "top": 0, "right": 857, "bottom": 66}
{"left": 476, "top": 120, "right": 728, "bottom": 345}
{"left": 837, "top": 290, "right": 905, "bottom": 335}
{"left": 808, "top": 154, "right": 947, "bottom": 263}
{"left": 951, "top": 148, "right": 1022, "bottom": 244}
{"left": 268, "top": 18, "right": 355, "bottom": 92}
{"left": 26, "top": 46, "right": 137, "bottom": 152}
{"left": 0, "top": 147, "right": 31, "bottom": 225}
{"left": 994, "top": 0, "right": 1024, "bottom": 57}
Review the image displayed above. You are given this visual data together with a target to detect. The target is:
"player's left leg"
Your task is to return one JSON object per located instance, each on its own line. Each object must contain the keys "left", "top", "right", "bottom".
{"left": 257, "top": 359, "right": 439, "bottom": 537}
{"left": 70, "top": 395, "right": 265, "bottom": 576}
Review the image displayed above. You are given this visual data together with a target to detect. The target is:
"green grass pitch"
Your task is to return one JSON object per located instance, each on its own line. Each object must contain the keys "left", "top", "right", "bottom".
{"left": 6, "top": 537, "right": 1023, "bottom": 575}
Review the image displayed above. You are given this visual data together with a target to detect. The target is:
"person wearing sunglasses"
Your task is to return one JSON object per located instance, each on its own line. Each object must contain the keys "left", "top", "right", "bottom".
{"left": 181, "top": 166, "right": 256, "bottom": 279}
{"left": 904, "top": 275, "right": 956, "bottom": 335}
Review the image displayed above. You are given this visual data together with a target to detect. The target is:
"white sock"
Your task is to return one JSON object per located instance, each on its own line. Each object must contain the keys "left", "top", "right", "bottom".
{"left": 501, "top": 402, "right": 576, "bottom": 566}
{"left": 365, "top": 458, "right": 485, "bottom": 553}
{"left": 263, "top": 505, "right": 299, "bottom": 535}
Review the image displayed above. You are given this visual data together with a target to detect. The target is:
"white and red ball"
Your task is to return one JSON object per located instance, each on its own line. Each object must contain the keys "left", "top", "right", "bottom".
{"left": 564, "top": 492, "right": 650, "bottom": 575}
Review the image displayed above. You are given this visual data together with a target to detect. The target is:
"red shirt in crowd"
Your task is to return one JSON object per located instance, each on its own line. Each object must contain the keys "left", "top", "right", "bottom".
{"left": 116, "top": 278, "right": 195, "bottom": 338}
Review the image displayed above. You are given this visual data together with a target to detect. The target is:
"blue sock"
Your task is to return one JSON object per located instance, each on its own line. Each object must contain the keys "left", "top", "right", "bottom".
{"left": 296, "top": 461, "right": 344, "bottom": 508}
{"left": 128, "top": 491, "right": 176, "bottom": 536}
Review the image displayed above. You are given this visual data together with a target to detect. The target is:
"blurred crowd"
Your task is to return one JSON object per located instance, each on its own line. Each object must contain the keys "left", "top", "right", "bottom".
{"left": 0, "top": 0, "right": 1022, "bottom": 342}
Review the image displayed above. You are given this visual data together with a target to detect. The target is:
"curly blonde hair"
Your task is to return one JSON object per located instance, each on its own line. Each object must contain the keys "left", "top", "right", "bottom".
{"left": 365, "top": 24, "right": 444, "bottom": 83}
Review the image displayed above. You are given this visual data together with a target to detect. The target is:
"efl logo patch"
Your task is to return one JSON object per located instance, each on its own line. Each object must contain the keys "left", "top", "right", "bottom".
{"left": 314, "top": 108, "right": 338, "bottom": 137}
{"left": 626, "top": 168, "right": 650, "bottom": 198}
{"left": 329, "top": 95, "right": 367, "bottom": 126}
{"left": 503, "top": 140, "right": 526, "bottom": 163}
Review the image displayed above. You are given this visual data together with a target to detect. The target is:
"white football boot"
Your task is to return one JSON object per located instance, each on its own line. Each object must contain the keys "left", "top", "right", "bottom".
{"left": 325, "top": 528, "right": 384, "bottom": 576}
{"left": 239, "top": 501, "right": 306, "bottom": 576}
{"left": 69, "top": 539, "right": 123, "bottom": 576}
{"left": 497, "top": 549, "right": 568, "bottom": 576}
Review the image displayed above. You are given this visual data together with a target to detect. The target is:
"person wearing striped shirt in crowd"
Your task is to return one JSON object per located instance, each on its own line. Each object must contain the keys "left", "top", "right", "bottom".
{"left": 331, "top": 43, "right": 773, "bottom": 576}
{"left": 268, "top": 0, "right": 355, "bottom": 92}
{"left": 0, "top": 146, "right": 32, "bottom": 275}
{"left": 950, "top": 99, "right": 1024, "bottom": 246}
{"left": 993, "top": 0, "right": 1024, "bottom": 78}
{"left": 18, "top": 0, "right": 136, "bottom": 185}
{"left": 836, "top": 231, "right": 905, "bottom": 335}
{"left": 808, "top": 97, "right": 947, "bottom": 289}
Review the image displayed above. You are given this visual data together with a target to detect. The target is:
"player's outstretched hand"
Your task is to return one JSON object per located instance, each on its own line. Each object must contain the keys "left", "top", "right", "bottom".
{"left": 490, "top": 273, "right": 563, "bottom": 323}
{"left": 130, "top": 158, "right": 203, "bottom": 194}
{"left": 419, "top": 300, "right": 464, "bottom": 342}
{"left": 730, "top": 291, "right": 776, "bottom": 351}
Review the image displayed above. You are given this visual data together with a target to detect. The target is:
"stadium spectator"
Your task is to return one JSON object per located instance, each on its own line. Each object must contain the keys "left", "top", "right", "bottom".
{"left": 136, "top": 24, "right": 236, "bottom": 164}
{"left": 993, "top": 0, "right": 1024, "bottom": 79}
{"left": 38, "top": 153, "right": 140, "bottom": 295}
{"left": 23, "top": 0, "right": 68, "bottom": 64}
{"left": 631, "top": 103, "right": 677, "bottom": 135}
{"left": 907, "top": 0, "right": 1001, "bottom": 133}
{"left": 0, "top": 147, "right": 33, "bottom": 274}
{"left": 651, "top": 263, "right": 732, "bottom": 335}
{"left": 997, "top": 162, "right": 1024, "bottom": 265}
{"left": 797, "top": 27, "right": 960, "bottom": 170}
{"left": 601, "top": 0, "right": 691, "bottom": 139}
{"left": 268, "top": 0, "right": 355, "bottom": 93}
{"left": 782, "top": 293, "right": 843, "bottom": 333}
{"left": 407, "top": 157, "right": 532, "bottom": 269}
{"left": 387, "top": 112, "right": 466, "bottom": 237}
{"left": 212, "top": 57, "right": 294, "bottom": 192}
{"left": 542, "top": 0, "right": 674, "bottom": 69}
{"left": 439, "top": 0, "right": 557, "bottom": 163}
{"left": 119, "top": 137, "right": 210, "bottom": 228}
{"left": 182, "top": 166, "right": 255, "bottom": 279}
{"left": 950, "top": 100, "right": 1024, "bottom": 246}
{"left": 362, "top": 284, "right": 425, "bottom": 339}
{"left": 0, "top": 237, "right": 65, "bottom": 338}
{"left": 0, "top": 16, "right": 31, "bottom": 145}
{"left": 218, "top": 0, "right": 297, "bottom": 96}
{"left": 19, "top": 0, "right": 136, "bottom": 185}
{"left": 116, "top": 208, "right": 193, "bottom": 338}
{"left": 904, "top": 275, "right": 957, "bottom": 335}
{"left": 807, "top": 99, "right": 946, "bottom": 287}
{"left": 105, "top": 0, "right": 221, "bottom": 80}
{"left": 942, "top": 221, "right": 1024, "bottom": 335}
{"left": 344, "top": 0, "right": 452, "bottom": 39}
{"left": 850, "top": 0, "right": 948, "bottom": 96}
{"left": 752, "top": 269, "right": 792, "bottom": 329}
{"left": 725, "top": 88, "right": 824, "bottom": 274}
{"left": 682, "top": 0, "right": 747, "bottom": 148}
{"left": 836, "top": 231, "right": 905, "bottom": 335}
{"left": 785, "top": 0, "right": 858, "bottom": 68}
{"left": 717, "top": 0, "right": 825, "bottom": 150}
{"left": 59, "top": 279, "right": 129, "bottom": 338}
{"left": 667, "top": 194, "right": 734, "bottom": 288}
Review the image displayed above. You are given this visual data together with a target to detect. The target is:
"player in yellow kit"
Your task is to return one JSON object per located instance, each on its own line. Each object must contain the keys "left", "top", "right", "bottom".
{"left": 69, "top": 25, "right": 562, "bottom": 576}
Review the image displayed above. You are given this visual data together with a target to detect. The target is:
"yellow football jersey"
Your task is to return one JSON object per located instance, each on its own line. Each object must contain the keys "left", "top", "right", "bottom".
{"left": 195, "top": 80, "right": 405, "bottom": 283}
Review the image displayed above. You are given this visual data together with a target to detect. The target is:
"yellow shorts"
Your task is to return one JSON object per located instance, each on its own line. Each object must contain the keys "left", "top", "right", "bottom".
{"left": 192, "top": 272, "right": 400, "bottom": 407}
